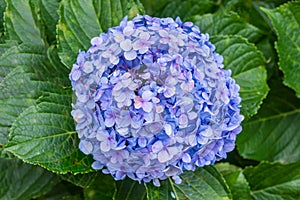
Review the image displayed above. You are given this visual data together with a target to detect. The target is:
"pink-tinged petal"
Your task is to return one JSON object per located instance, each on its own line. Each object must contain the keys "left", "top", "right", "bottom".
{"left": 142, "top": 90, "right": 153, "bottom": 101}
{"left": 124, "top": 50, "right": 137, "bottom": 60}
{"left": 165, "top": 76, "right": 177, "bottom": 86}
{"left": 152, "top": 141, "right": 163, "bottom": 153}
{"left": 155, "top": 105, "right": 164, "bottom": 113}
{"left": 114, "top": 33, "right": 125, "bottom": 43}
{"left": 134, "top": 97, "right": 143, "bottom": 109}
{"left": 152, "top": 97, "right": 160, "bottom": 104}
{"left": 179, "top": 114, "right": 188, "bottom": 127}
{"left": 123, "top": 26, "right": 134, "bottom": 36}
{"left": 164, "top": 87, "right": 176, "bottom": 98}
{"left": 140, "top": 32, "right": 150, "bottom": 40}
{"left": 182, "top": 153, "right": 191, "bottom": 163}
{"left": 132, "top": 40, "right": 144, "bottom": 50}
{"left": 158, "top": 149, "right": 171, "bottom": 163}
{"left": 83, "top": 61, "right": 94, "bottom": 74}
{"left": 142, "top": 101, "right": 153, "bottom": 113}
{"left": 100, "top": 140, "right": 111, "bottom": 152}
{"left": 120, "top": 39, "right": 132, "bottom": 51}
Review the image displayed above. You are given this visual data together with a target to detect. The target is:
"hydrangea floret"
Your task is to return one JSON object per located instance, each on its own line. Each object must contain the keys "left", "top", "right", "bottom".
{"left": 70, "top": 15, "right": 244, "bottom": 187}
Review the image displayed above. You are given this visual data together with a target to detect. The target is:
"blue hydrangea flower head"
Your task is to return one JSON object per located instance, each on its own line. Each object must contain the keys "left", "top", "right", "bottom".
{"left": 70, "top": 15, "right": 244, "bottom": 186}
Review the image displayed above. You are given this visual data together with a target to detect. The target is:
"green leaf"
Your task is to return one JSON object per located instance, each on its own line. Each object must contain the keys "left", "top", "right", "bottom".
{"left": 39, "top": 0, "right": 61, "bottom": 44}
{"left": 262, "top": 2, "right": 300, "bottom": 97}
{"left": 57, "top": 0, "right": 143, "bottom": 68}
{"left": 0, "top": 44, "right": 50, "bottom": 145}
{"left": 5, "top": 91, "right": 94, "bottom": 174}
{"left": 0, "top": 158, "right": 60, "bottom": 200}
{"left": 62, "top": 172, "right": 99, "bottom": 188}
{"left": 115, "top": 179, "right": 147, "bottom": 200}
{"left": 4, "top": 0, "right": 44, "bottom": 45}
{"left": 237, "top": 79, "right": 300, "bottom": 163}
{"left": 211, "top": 35, "right": 269, "bottom": 120}
{"left": 146, "top": 166, "right": 231, "bottom": 200}
{"left": 243, "top": 162, "right": 300, "bottom": 200}
{"left": 0, "top": 0, "right": 5, "bottom": 38}
{"left": 151, "top": 0, "right": 219, "bottom": 20}
{"left": 190, "top": 11, "right": 263, "bottom": 43}
{"left": 84, "top": 174, "right": 116, "bottom": 200}
{"left": 215, "top": 163, "right": 252, "bottom": 200}
{"left": 37, "top": 180, "right": 84, "bottom": 200}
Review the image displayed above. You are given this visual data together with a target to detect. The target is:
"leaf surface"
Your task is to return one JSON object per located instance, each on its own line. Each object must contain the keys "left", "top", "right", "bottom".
{"left": 0, "top": 158, "right": 60, "bottom": 200}
{"left": 243, "top": 162, "right": 300, "bottom": 200}
{"left": 4, "top": 0, "right": 44, "bottom": 45}
{"left": 262, "top": 2, "right": 300, "bottom": 97}
{"left": 190, "top": 11, "right": 263, "bottom": 43}
{"left": 146, "top": 166, "right": 231, "bottom": 200}
{"left": 237, "top": 79, "right": 300, "bottom": 163}
{"left": 215, "top": 163, "right": 252, "bottom": 200}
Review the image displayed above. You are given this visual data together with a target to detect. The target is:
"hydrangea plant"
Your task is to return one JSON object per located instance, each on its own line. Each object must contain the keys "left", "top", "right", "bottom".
{"left": 0, "top": 0, "right": 300, "bottom": 199}
{"left": 70, "top": 15, "right": 243, "bottom": 186}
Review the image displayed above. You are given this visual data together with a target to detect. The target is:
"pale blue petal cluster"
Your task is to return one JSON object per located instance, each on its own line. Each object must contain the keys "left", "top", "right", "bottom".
{"left": 70, "top": 15, "right": 244, "bottom": 186}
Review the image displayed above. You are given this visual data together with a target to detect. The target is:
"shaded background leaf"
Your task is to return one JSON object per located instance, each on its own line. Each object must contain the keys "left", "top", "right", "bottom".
{"left": 0, "top": 158, "right": 60, "bottom": 200}
{"left": 84, "top": 173, "right": 116, "bottom": 200}
{"left": 114, "top": 179, "right": 147, "bottom": 200}
{"left": 237, "top": 79, "right": 300, "bottom": 163}
{"left": 243, "top": 162, "right": 300, "bottom": 200}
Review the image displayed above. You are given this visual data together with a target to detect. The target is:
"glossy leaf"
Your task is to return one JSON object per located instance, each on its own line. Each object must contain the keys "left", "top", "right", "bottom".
{"left": 146, "top": 166, "right": 231, "bottom": 200}
{"left": 237, "top": 80, "right": 300, "bottom": 163}
{"left": 215, "top": 163, "right": 252, "bottom": 200}
{"left": 211, "top": 35, "right": 269, "bottom": 120}
{"left": 243, "top": 162, "right": 300, "bottom": 200}
{"left": 190, "top": 11, "right": 263, "bottom": 43}
{"left": 0, "top": 158, "right": 60, "bottom": 200}
{"left": 262, "top": 2, "right": 300, "bottom": 97}
{"left": 0, "top": 44, "right": 49, "bottom": 145}
{"left": 4, "top": 0, "right": 44, "bottom": 45}
{"left": 5, "top": 91, "right": 94, "bottom": 174}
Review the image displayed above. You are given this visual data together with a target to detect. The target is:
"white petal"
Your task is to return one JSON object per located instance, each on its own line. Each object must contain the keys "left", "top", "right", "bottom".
{"left": 120, "top": 39, "right": 132, "bottom": 51}
{"left": 100, "top": 140, "right": 111, "bottom": 152}
{"left": 124, "top": 50, "right": 137, "bottom": 60}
